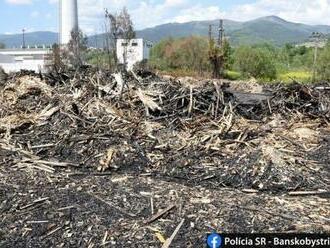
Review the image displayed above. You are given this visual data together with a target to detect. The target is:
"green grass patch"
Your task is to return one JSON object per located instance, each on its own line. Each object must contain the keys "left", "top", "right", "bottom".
{"left": 278, "top": 70, "right": 312, "bottom": 83}
{"left": 224, "top": 70, "right": 242, "bottom": 80}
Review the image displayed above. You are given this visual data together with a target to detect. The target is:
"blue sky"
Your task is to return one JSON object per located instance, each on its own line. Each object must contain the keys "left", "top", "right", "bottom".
{"left": 1, "top": 0, "right": 329, "bottom": 34}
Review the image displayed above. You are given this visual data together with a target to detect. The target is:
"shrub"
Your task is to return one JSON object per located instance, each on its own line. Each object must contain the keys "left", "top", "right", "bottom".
{"left": 233, "top": 45, "right": 277, "bottom": 80}
{"left": 149, "top": 36, "right": 210, "bottom": 75}
{"left": 317, "top": 41, "right": 330, "bottom": 81}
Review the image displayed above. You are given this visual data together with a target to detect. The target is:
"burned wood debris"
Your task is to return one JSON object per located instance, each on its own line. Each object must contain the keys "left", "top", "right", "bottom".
{"left": 0, "top": 69, "right": 329, "bottom": 247}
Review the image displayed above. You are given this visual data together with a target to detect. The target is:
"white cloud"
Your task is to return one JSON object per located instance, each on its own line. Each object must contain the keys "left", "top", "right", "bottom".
{"left": 11, "top": 0, "right": 328, "bottom": 34}
{"left": 73, "top": 0, "right": 330, "bottom": 35}
{"left": 6, "top": 0, "right": 330, "bottom": 29}
{"left": 173, "top": 5, "right": 224, "bottom": 23}
{"left": 22, "top": 27, "right": 35, "bottom": 32}
{"left": 223, "top": 0, "right": 330, "bottom": 25}
{"left": 6, "top": 0, "right": 32, "bottom": 4}
{"left": 76, "top": 0, "right": 193, "bottom": 33}
{"left": 164, "top": 0, "right": 187, "bottom": 7}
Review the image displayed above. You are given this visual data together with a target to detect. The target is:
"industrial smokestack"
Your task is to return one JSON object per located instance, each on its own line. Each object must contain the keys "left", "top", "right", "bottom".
{"left": 59, "top": 0, "right": 79, "bottom": 45}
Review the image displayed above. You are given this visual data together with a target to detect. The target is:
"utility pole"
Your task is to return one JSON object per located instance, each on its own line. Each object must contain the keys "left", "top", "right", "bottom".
{"left": 105, "top": 9, "right": 112, "bottom": 69}
{"left": 218, "top": 20, "right": 225, "bottom": 77}
{"left": 208, "top": 24, "right": 212, "bottom": 42}
{"left": 217, "top": 19, "right": 224, "bottom": 47}
{"left": 208, "top": 20, "right": 226, "bottom": 79}
{"left": 310, "top": 32, "right": 324, "bottom": 82}
{"left": 22, "top": 28, "right": 26, "bottom": 49}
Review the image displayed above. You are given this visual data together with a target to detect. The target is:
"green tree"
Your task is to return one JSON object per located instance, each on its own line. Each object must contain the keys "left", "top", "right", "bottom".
{"left": 317, "top": 41, "right": 330, "bottom": 81}
{"left": 150, "top": 36, "right": 210, "bottom": 75}
{"left": 222, "top": 39, "right": 233, "bottom": 69}
{"left": 208, "top": 38, "right": 222, "bottom": 78}
{"left": 0, "top": 43, "right": 5, "bottom": 49}
{"left": 149, "top": 37, "right": 174, "bottom": 70}
{"left": 177, "top": 36, "right": 209, "bottom": 73}
{"left": 234, "top": 45, "right": 277, "bottom": 80}
{"left": 279, "top": 44, "right": 312, "bottom": 69}
{"left": 46, "top": 43, "right": 64, "bottom": 72}
{"left": 66, "top": 29, "right": 88, "bottom": 68}
{"left": 117, "top": 7, "right": 136, "bottom": 40}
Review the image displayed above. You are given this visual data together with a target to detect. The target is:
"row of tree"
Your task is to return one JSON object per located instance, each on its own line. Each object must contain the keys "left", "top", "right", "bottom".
{"left": 59, "top": 5, "right": 329, "bottom": 82}
{"left": 317, "top": 42, "right": 330, "bottom": 80}
{"left": 149, "top": 36, "right": 330, "bottom": 81}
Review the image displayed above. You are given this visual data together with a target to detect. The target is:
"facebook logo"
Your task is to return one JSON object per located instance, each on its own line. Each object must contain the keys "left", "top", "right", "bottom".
{"left": 207, "top": 233, "right": 222, "bottom": 248}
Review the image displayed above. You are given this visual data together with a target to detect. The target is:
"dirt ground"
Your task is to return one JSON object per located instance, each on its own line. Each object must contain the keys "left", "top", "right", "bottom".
{"left": 0, "top": 70, "right": 329, "bottom": 247}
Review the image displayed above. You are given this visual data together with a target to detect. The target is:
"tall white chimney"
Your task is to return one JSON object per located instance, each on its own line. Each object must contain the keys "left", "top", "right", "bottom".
{"left": 59, "top": 0, "right": 79, "bottom": 45}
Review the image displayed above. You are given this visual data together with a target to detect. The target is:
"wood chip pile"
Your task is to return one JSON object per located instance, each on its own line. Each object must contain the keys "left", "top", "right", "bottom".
{"left": 0, "top": 69, "right": 329, "bottom": 247}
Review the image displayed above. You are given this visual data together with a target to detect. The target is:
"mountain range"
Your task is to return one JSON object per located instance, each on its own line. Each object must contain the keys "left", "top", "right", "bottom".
{"left": 0, "top": 32, "right": 58, "bottom": 48}
{"left": 1, "top": 16, "right": 329, "bottom": 48}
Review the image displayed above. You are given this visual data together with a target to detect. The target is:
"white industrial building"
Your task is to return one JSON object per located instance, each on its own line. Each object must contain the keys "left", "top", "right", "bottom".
{"left": 117, "top": 38, "right": 153, "bottom": 70}
{"left": 0, "top": 0, "right": 79, "bottom": 73}
{"left": 0, "top": 48, "right": 51, "bottom": 73}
